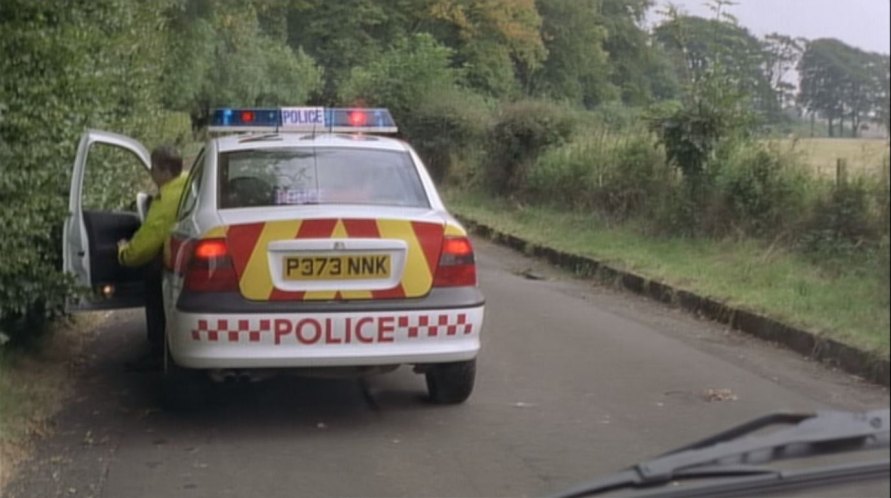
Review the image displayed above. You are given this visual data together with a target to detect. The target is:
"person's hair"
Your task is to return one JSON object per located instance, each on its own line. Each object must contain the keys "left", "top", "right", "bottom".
{"left": 151, "top": 145, "right": 182, "bottom": 176}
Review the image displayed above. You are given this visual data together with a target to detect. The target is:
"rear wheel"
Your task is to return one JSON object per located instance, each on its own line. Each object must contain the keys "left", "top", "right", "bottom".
{"left": 425, "top": 359, "right": 476, "bottom": 404}
{"left": 161, "top": 347, "right": 208, "bottom": 411}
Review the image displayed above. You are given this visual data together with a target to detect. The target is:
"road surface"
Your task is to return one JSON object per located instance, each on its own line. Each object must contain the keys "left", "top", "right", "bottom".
{"left": 6, "top": 239, "right": 889, "bottom": 497}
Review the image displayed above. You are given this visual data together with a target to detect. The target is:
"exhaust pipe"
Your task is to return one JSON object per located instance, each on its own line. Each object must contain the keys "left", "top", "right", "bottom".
{"left": 209, "top": 369, "right": 272, "bottom": 384}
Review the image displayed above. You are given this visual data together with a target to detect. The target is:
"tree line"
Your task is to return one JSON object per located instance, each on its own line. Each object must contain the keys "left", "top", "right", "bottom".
{"left": 157, "top": 0, "right": 889, "bottom": 135}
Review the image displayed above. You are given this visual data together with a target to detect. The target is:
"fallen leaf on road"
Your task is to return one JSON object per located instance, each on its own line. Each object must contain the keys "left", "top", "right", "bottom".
{"left": 703, "top": 388, "right": 738, "bottom": 402}
{"left": 515, "top": 268, "right": 546, "bottom": 280}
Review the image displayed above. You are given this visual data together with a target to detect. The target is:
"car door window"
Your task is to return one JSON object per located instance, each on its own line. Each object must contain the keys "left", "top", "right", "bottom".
{"left": 82, "top": 143, "right": 152, "bottom": 211}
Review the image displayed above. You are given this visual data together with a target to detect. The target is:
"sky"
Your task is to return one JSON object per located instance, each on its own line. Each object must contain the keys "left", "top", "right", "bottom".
{"left": 649, "top": 0, "right": 891, "bottom": 54}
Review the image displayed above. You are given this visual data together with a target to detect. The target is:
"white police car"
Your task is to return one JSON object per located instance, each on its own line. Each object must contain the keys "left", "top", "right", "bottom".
{"left": 64, "top": 108, "right": 485, "bottom": 407}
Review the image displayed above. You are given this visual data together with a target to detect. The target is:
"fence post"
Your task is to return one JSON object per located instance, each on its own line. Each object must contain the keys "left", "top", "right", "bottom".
{"left": 882, "top": 156, "right": 890, "bottom": 193}
{"left": 836, "top": 158, "right": 848, "bottom": 188}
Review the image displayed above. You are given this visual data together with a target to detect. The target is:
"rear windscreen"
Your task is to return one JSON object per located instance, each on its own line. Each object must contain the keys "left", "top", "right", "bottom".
{"left": 218, "top": 147, "right": 429, "bottom": 209}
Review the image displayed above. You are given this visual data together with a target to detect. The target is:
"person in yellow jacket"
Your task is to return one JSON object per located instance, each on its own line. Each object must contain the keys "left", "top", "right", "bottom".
{"left": 118, "top": 146, "right": 188, "bottom": 267}
{"left": 118, "top": 145, "right": 187, "bottom": 363}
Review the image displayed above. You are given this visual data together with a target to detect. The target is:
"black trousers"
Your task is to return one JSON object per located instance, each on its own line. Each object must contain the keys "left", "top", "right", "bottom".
{"left": 144, "top": 256, "right": 165, "bottom": 354}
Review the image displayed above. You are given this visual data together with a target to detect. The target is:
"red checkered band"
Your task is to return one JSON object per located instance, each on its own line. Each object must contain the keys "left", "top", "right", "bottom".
{"left": 189, "top": 314, "right": 473, "bottom": 343}
{"left": 405, "top": 313, "right": 471, "bottom": 338}
{"left": 192, "top": 319, "right": 272, "bottom": 343}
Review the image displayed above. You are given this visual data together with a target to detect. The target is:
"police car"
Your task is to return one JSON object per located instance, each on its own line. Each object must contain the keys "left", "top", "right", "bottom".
{"left": 63, "top": 107, "right": 484, "bottom": 407}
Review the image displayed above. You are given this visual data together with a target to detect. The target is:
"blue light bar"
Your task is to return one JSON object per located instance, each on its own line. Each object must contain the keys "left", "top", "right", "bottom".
{"left": 208, "top": 107, "right": 397, "bottom": 134}
{"left": 210, "top": 108, "right": 280, "bottom": 131}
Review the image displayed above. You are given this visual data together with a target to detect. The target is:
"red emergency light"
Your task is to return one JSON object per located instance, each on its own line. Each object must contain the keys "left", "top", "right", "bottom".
{"left": 348, "top": 110, "right": 368, "bottom": 127}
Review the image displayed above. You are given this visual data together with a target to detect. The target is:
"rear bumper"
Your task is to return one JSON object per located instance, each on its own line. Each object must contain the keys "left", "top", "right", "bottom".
{"left": 177, "top": 287, "right": 484, "bottom": 313}
{"left": 169, "top": 297, "right": 484, "bottom": 369}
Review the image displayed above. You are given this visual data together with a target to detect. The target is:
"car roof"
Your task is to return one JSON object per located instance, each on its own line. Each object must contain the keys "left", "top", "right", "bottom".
{"left": 212, "top": 133, "right": 411, "bottom": 153}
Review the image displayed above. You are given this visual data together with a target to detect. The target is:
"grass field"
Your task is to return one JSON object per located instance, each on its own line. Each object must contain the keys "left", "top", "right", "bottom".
{"left": 773, "top": 138, "right": 890, "bottom": 179}
{"left": 445, "top": 190, "right": 890, "bottom": 358}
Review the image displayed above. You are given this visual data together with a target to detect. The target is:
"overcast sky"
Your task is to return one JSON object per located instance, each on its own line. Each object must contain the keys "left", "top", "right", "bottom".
{"left": 649, "top": 0, "right": 891, "bottom": 54}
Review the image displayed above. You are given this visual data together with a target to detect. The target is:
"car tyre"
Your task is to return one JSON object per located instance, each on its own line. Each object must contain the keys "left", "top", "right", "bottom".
{"left": 425, "top": 359, "right": 476, "bottom": 404}
{"left": 161, "top": 348, "right": 208, "bottom": 411}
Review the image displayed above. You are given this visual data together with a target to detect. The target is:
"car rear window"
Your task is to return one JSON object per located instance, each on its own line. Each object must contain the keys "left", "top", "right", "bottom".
{"left": 218, "top": 147, "right": 429, "bottom": 209}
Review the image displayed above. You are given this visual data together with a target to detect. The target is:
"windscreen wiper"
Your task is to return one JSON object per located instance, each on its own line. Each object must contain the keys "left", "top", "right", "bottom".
{"left": 550, "top": 409, "right": 889, "bottom": 498}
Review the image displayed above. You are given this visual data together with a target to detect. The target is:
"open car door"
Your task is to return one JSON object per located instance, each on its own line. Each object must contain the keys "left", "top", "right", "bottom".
{"left": 63, "top": 130, "right": 151, "bottom": 311}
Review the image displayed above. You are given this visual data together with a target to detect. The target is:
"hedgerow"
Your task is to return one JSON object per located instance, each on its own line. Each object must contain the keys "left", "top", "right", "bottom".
{"left": 0, "top": 0, "right": 188, "bottom": 343}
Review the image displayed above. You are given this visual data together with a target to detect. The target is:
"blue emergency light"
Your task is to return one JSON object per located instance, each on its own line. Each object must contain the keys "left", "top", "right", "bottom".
{"left": 209, "top": 107, "right": 397, "bottom": 134}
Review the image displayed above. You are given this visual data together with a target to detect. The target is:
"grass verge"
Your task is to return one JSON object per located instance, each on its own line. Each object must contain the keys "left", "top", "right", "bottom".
{"left": 445, "top": 189, "right": 890, "bottom": 358}
{"left": 0, "top": 313, "right": 103, "bottom": 489}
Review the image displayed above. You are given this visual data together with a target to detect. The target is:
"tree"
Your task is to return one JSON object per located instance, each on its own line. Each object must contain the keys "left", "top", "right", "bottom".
{"left": 599, "top": 0, "right": 679, "bottom": 105}
{"left": 655, "top": 14, "right": 772, "bottom": 109}
{"left": 531, "top": 0, "right": 614, "bottom": 106}
{"left": 761, "top": 33, "right": 804, "bottom": 118}
{"left": 164, "top": 0, "right": 324, "bottom": 129}
{"left": 873, "top": 55, "right": 891, "bottom": 134}
{"left": 285, "top": 0, "right": 409, "bottom": 102}
{"left": 797, "top": 38, "right": 885, "bottom": 137}
{"left": 426, "top": 0, "right": 546, "bottom": 98}
{"left": 284, "top": 0, "right": 545, "bottom": 101}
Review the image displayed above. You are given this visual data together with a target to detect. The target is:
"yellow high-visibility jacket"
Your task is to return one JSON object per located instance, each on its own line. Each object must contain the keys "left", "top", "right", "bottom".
{"left": 118, "top": 174, "right": 187, "bottom": 267}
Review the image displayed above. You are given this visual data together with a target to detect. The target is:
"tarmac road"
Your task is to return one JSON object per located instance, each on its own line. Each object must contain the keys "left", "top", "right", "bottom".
{"left": 5, "top": 239, "right": 889, "bottom": 498}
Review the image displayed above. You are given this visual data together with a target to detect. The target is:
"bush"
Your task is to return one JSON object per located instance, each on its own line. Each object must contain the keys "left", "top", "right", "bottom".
{"left": 527, "top": 132, "right": 670, "bottom": 219}
{"left": 400, "top": 87, "right": 491, "bottom": 183}
{"left": 590, "top": 102, "right": 643, "bottom": 132}
{"left": 709, "top": 143, "right": 810, "bottom": 237}
{"left": 337, "top": 33, "right": 490, "bottom": 183}
{"left": 800, "top": 178, "right": 884, "bottom": 258}
{"left": 485, "top": 99, "right": 576, "bottom": 194}
{"left": 647, "top": 66, "right": 755, "bottom": 196}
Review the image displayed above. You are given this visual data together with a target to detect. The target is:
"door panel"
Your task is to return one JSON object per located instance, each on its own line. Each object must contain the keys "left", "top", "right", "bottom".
{"left": 82, "top": 210, "right": 142, "bottom": 284}
{"left": 81, "top": 210, "right": 145, "bottom": 308}
{"left": 64, "top": 130, "right": 151, "bottom": 311}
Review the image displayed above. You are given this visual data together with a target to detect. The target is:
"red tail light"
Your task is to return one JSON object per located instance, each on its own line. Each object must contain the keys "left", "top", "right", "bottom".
{"left": 194, "top": 239, "right": 228, "bottom": 259}
{"left": 433, "top": 236, "right": 477, "bottom": 287}
{"left": 184, "top": 239, "right": 239, "bottom": 292}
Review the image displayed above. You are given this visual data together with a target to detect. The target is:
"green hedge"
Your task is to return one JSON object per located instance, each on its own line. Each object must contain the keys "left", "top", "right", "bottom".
{"left": 0, "top": 1, "right": 188, "bottom": 344}
{"left": 484, "top": 99, "right": 577, "bottom": 194}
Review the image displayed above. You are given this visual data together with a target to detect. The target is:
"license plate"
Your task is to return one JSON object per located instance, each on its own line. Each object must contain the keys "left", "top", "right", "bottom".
{"left": 283, "top": 254, "right": 391, "bottom": 281}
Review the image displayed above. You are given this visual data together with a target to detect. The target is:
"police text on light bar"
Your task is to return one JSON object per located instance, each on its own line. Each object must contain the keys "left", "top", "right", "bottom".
{"left": 209, "top": 107, "right": 398, "bottom": 134}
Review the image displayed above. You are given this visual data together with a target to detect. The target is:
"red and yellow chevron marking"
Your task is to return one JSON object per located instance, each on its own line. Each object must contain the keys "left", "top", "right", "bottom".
{"left": 444, "top": 222, "right": 466, "bottom": 237}
{"left": 218, "top": 218, "right": 445, "bottom": 301}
